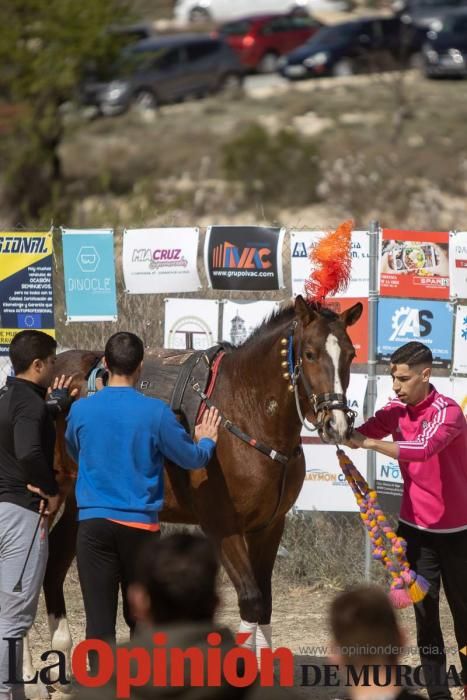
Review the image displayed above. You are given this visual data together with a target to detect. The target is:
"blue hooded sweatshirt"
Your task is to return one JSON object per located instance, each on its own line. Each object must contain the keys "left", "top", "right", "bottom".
{"left": 65, "top": 387, "right": 215, "bottom": 524}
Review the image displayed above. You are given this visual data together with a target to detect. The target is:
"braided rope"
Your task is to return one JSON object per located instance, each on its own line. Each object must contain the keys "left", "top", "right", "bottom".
{"left": 337, "top": 449, "right": 429, "bottom": 608}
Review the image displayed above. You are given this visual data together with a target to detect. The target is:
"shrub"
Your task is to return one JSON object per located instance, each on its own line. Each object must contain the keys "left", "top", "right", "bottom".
{"left": 222, "top": 122, "right": 320, "bottom": 209}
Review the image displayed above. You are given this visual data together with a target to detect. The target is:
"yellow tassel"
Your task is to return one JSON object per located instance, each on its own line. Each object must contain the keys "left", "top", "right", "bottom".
{"left": 409, "top": 581, "right": 428, "bottom": 604}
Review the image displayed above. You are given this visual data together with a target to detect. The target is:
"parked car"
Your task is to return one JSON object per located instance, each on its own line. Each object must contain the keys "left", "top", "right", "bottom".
{"left": 219, "top": 13, "right": 322, "bottom": 72}
{"left": 174, "top": 0, "right": 350, "bottom": 25}
{"left": 80, "top": 34, "right": 244, "bottom": 116}
{"left": 422, "top": 8, "right": 467, "bottom": 75}
{"left": 278, "top": 17, "right": 425, "bottom": 77}
{"left": 392, "top": 0, "right": 467, "bottom": 28}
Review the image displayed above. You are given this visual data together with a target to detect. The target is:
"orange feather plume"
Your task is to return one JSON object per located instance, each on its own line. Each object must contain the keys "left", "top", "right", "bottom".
{"left": 304, "top": 220, "right": 353, "bottom": 303}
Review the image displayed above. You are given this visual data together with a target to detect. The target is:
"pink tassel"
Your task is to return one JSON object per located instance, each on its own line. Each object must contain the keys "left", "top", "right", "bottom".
{"left": 390, "top": 587, "right": 412, "bottom": 609}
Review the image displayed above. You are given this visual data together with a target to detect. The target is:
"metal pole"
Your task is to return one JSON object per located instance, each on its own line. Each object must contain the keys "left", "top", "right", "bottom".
{"left": 364, "top": 219, "right": 380, "bottom": 580}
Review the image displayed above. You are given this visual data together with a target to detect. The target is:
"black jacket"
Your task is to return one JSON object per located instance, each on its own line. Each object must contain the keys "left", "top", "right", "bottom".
{"left": 0, "top": 376, "right": 58, "bottom": 512}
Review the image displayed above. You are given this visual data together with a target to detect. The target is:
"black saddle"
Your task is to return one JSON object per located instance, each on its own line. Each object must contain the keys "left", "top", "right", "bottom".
{"left": 138, "top": 344, "right": 227, "bottom": 437}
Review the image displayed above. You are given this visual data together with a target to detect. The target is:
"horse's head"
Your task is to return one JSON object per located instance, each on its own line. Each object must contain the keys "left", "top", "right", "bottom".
{"left": 292, "top": 295, "right": 363, "bottom": 444}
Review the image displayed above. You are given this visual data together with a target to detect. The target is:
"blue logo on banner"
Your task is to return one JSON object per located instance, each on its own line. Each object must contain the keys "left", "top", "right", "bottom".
{"left": 17, "top": 313, "right": 42, "bottom": 329}
{"left": 378, "top": 299, "right": 453, "bottom": 367}
{"left": 62, "top": 230, "right": 117, "bottom": 322}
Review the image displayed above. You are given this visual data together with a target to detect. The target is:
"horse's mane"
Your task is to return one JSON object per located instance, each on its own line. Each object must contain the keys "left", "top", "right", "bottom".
{"left": 237, "top": 301, "right": 339, "bottom": 350}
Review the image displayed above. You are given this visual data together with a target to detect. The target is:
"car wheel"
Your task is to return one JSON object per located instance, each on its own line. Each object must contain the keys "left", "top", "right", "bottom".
{"left": 258, "top": 51, "right": 279, "bottom": 74}
{"left": 189, "top": 6, "right": 211, "bottom": 23}
{"left": 218, "top": 73, "right": 243, "bottom": 97}
{"left": 133, "top": 89, "right": 158, "bottom": 112}
{"left": 332, "top": 58, "right": 354, "bottom": 77}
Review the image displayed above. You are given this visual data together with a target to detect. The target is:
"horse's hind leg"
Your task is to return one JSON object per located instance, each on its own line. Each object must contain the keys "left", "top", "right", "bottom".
{"left": 42, "top": 492, "right": 78, "bottom": 683}
{"left": 245, "top": 516, "right": 286, "bottom": 657}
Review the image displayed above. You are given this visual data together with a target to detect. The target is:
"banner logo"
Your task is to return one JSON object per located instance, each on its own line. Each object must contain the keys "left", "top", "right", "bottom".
{"left": 390, "top": 306, "right": 433, "bottom": 341}
{"left": 212, "top": 241, "right": 272, "bottom": 270}
{"left": 77, "top": 246, "right": 100, "bottom": 273}
{"left": 0, "top": 236, "right": 47, "bottom": 254}
{"left": 131, "top": 248, "right": 188, "bottom": 270}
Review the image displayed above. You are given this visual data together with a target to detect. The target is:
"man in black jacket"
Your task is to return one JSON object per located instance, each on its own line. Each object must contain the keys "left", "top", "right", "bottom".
{"left": 0, "top": 330, "right": 71, "bottom": 700}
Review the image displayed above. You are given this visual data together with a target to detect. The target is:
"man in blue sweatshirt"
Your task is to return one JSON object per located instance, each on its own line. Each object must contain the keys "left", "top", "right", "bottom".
{"left": 65, "top": 331, "right": 220, "bottom": 667}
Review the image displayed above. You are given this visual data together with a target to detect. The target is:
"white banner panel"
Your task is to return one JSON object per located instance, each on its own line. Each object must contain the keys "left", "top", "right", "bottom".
{"left": 221, "top": 300, "right": 279, "bottom": 346}
{"left": 452, "top": 377, "right": 467, "bottom": 419}
{"left": 296, "top": 445, "right": 367, "bottom": 512}
{"left": 123, "top": 228, "right": 201, "bottom": 294}
{"left": 164, "top": 298, "right": 218, "bottom": 350}
{"left": 297, "top": 373, "right": 368, "bottom": 511}
{"left": 453, "top": 305, "right": 467, "bottom": 374}
{"left": 449, "top": 231, "right": 467, "bottom": 299}
{"left": 290, "top": 230, "right": 369, "bottom": 298}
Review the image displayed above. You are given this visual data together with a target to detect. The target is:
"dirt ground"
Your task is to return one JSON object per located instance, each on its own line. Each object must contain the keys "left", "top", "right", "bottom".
{"left": 28, "top": 560, "right": 462, "bottom": 699}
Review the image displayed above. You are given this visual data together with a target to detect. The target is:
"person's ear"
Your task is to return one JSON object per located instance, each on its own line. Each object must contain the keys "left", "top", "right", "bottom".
{"left": 103, "top": 357, "right": 109, "bottom": 371}
{"left": 127, "top": 583, "right": 152, "bottom": 623}
{"left": 328, "top": 642, "right": 343, "bottom": 669}
{"left": 32, "top": 358, "right": 43, "bottom": 374}
{"left": 422, "top": 367, "right": 432, "bottom": 383}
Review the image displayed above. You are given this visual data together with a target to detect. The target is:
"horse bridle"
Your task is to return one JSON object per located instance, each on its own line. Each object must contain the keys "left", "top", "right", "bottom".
{"left": 285, "top": 320, "right": 357, "bottom": 437}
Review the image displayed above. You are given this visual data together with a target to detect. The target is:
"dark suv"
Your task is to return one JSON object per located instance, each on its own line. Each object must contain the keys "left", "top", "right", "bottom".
{"left": 81, "top": 34, "right": 244, "bottom": 115}
{"left": 278, "top": 17, "right": 425, "bottom": 78}
{"left": 422, "top": 9, "right": 467, "bottom": 76}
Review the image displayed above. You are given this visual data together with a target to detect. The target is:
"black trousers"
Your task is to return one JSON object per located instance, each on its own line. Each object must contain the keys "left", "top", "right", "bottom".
{"left": 76, "top": 518, "right": 160, "bottom": 668}
{"left": 398, "top": 522, "right": 467, "bottom": 700}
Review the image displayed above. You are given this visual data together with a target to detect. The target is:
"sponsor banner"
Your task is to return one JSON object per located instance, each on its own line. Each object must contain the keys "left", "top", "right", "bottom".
{"left": 122, "top": 228, "right": 201, "bottom": 294}
{"left": 452, "top": 377, "right": 467, "bottom": 419}
{"left": 450, "top": 232, "right": 467, "bottom": 299}
{"left": 164, "top": 298, "right": 219, "bottom": 350}
{"left": 290, "top": 230, "right": 370, "bottom": 298}
{"left": 221, "top": 300, "right": 279, "bottom": 346}
{"left": 453, "top": 305, "right": 467, "bottom": 374}
{"left": 377, "top": 298, "right": 454, "bottom": 368}
{"left": 205, "top": 226, "right": 285, "bottom": 291}
{"left": 0, "top": 231, "right": 54, "bottom": 355}
{"left": 380, "top": 229, "right": 449, "bottom": 299}
{"left": 62, "top": 228, "right": 117, "bottom": 322}
{"left": 296, "top": 444, "right": 367, "bottom": 512}
{"left": 324, "top": 297, "right": 369, "bottom": 363}
{"left": 375, "top": 454, "right": 403, "bottom": 515}
{"left": 298, "top": 374, "right": 367, "bottom": 512}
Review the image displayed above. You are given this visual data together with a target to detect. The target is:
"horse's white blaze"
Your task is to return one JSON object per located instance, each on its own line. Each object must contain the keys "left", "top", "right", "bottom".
{"left": 325, "top": 333, "right": 348, "bottom": 438}
{"left": 48, "top": 615, "right": 73, "bottom": 681}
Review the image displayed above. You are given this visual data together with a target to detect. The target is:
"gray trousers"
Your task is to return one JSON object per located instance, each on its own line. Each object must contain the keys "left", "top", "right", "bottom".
{"left": 0, "top": 503, "right": 48, "bottom": 700}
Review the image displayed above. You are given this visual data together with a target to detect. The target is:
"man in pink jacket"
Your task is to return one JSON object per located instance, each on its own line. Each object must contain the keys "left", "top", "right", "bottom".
{"left": 346, "top": 341, "right": 467, "bottom": 700}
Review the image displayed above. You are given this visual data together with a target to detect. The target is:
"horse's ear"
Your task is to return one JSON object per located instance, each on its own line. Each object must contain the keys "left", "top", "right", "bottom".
{"left": 340, "top": 302, "right": 363, "bottom": 327}
{"left": 294, "top": 295, "right": 317, "bottom": 327}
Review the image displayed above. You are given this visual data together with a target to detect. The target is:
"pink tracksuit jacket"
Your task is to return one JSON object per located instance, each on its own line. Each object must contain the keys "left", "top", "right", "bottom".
{"left": 358, "top": 385, "right": 467, "bottom": 532}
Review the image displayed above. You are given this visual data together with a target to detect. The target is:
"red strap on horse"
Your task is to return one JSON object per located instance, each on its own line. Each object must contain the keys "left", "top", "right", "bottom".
{"left": 196, "top": 350, "right": 226, "bottom": 424}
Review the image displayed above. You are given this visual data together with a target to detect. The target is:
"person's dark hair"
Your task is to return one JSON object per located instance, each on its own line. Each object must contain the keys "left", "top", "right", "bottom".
{"left": 9, "top": 330, "right": 57, "bottom": 374}
{"left": 134, "top": 533, "right": 219, "bottom": 624}
{"left": 390, "top": 341, "right": 432, "bottom": 368}
{"left": 104, "top": 332, "right": 144, "bottom": 375}
{"left": 330, "top": 585, "right": 402, "bottom": 664}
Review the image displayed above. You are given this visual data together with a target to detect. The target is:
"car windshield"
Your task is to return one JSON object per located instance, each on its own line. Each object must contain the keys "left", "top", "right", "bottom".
{"left": 112, "top": 46, "right": 169, "bottom": 77}
{"left": 439, "top": 12, "right": 467, "bottom": 29}
{"left": 308, "top": 22, "right": 365, "bottom": 44}
{"left": 221, "top": 20, "right": 252, "bottom": 35}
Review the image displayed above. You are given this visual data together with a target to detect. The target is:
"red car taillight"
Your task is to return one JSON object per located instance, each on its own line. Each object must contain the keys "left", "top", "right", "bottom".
{"left": 242, "top": 34, "right": 255, "bottom": 48}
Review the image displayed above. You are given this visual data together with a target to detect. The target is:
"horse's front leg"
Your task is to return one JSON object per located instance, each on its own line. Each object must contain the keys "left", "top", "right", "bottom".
{"left": 245, "top": 515, "right": 286, "bottom": 660}
{"left": 216, "top": 532, "right": 264, "bottom": 653}
{"left": 23, "top": 634, "right": 50, "bottom": 699}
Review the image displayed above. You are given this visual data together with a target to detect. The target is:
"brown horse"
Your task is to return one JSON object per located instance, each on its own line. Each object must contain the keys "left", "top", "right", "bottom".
{"left": 31, "top": 296, "right": 362, "bottom": 684}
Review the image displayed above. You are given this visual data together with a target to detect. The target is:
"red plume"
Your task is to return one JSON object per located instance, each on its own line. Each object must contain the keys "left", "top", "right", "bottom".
{"left": 304, "top": 220, "right": 353, "bottom": 303}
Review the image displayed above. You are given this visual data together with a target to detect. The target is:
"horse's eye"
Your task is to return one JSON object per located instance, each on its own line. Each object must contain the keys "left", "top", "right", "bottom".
{"left": 305, "top": 351, "right": 315, "bottom": 362}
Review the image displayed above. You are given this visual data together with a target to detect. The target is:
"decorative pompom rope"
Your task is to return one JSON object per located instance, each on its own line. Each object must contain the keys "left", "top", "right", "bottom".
{"left": 304, "top": 220, "right": 353, "bottom": 303}
{"left": 337, "top": 449, "right": 430, "bottom": 608}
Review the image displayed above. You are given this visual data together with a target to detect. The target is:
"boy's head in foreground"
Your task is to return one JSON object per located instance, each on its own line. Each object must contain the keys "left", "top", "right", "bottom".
{"left": 128, "top": 532, "right": 220, "bottom": 626}
{"left": 330, "top": 585, "right": 405, "bottom": 670}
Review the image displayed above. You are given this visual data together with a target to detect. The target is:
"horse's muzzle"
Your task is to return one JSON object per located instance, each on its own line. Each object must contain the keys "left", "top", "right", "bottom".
{"left": 318, "top": 408, "right": 355, "bottom": 445}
